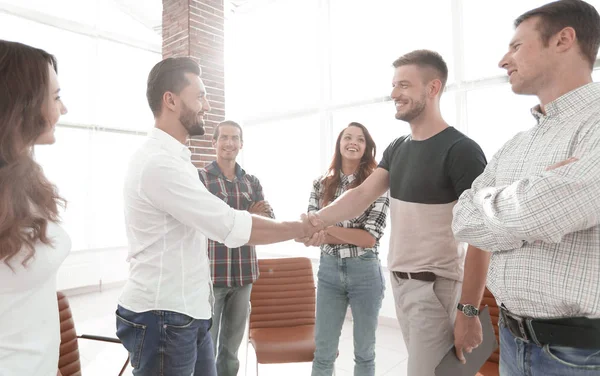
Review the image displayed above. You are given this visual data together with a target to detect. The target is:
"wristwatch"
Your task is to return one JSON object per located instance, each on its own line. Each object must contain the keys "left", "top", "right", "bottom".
{"left": 457, "top": 303, "right": 480, "bottom": 317}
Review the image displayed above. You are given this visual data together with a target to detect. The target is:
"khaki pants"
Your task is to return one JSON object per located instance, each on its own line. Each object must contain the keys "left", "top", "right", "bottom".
{"left": 390, "top": 272, "right": 462, "bottom": 376}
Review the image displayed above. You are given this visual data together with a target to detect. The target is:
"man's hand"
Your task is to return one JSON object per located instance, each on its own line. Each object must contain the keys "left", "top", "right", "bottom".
{"left": 546, "top": 156, "right": 578, "bottom": 171}
{"left": 295, "top": 231, "right": 327, "bottom": 247}
{"left": 454, "top": 313, "right": 483, "bottom": 364}
{"left": 248, "top": 201, "right": 271, "bottom": 217}
{"left": 262, "top": 200, "right": 273, "bottom": 214}
{"left": 295, "top": 213, "right": 326, "bottom": 246}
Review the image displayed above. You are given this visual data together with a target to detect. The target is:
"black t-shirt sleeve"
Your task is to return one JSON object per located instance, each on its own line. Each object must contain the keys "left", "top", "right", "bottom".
{"left": 446, "top": 137, "right": 487, "bottom": 198}
{"left": 378, "top": 143, "right": 393, "bottom": 171}
{"left": 379, "top": 136, "right": 406, "bottom": 171}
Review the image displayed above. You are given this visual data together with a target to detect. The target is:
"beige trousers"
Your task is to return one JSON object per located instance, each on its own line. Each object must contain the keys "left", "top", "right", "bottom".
{"left": 390, "top": 272, "right": 462, "bottom": 376}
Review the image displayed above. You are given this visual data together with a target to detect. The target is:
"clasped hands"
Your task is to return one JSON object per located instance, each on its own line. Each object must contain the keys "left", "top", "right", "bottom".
{"left": 296, "top": 212, "right": 328, "bottom": 247}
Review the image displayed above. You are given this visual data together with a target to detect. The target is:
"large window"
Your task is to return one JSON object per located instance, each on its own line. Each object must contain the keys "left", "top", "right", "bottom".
{"left": 35, "top": 128, "right": 91, "bottom": 251}
{"left": 329, "top": 0, "right": 454, "bottom": 103}
{"left": 225, "top": 0, "right": 320, "bottom": 120}
{"left": 226, "top": 0, "right": 600, "bottom": 266}
{"left": 240, "top": 115, "right": 322, "bottom": 259}
{"left": 466, "top": 86, "right": 538, "bottom": 158}
{"left": 462, "top": 0, "right": 600, "bottom": 80}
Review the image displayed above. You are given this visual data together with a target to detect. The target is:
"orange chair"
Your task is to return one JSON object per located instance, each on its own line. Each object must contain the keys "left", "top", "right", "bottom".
{"left": 476, "top": 288, "right": 500, "bottom": 376}
{"left": 57, "top": 291, "right": 129, "bottom": 376}
{"left": 245, "top": 257, "right": 336, "bottom": 375}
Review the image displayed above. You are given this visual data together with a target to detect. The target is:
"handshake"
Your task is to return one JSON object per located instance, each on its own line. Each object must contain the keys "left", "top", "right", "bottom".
{"left": 296, "top": 212, "right": 328, "bottom": 247}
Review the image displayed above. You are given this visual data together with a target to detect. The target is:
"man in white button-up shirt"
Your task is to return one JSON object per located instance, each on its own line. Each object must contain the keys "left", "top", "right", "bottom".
{"left": 115, "top": 57, "right": 321, "bottom": 376}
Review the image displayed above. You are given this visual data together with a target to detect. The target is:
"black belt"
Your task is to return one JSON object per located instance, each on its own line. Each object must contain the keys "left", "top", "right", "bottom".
{"left": 393, "top": 271, "right": 436, "bottom": 282}
{"left": 500, "top": 306, "right": 600, "bottom": 349}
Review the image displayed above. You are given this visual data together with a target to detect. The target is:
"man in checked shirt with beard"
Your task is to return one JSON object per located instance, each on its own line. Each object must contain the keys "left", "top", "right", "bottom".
{"left": 452, "top": 1, "right": 600, "bottom": 375}
{"left": 199, "top": 120, "right": 274, "bottom": 376}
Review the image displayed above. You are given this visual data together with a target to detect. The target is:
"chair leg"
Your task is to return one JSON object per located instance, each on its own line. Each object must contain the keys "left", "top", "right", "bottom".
{"left": 244, "top": 340, "right": 249, "bottom": 376}
{"left": 245, "top": 303, "right": 251, "bottom": 376}
{"left": 118, "top": 354, "right": 130, "bottom": 376}
{"left": 256, "top": 360, "right": 259, "bottom": 376}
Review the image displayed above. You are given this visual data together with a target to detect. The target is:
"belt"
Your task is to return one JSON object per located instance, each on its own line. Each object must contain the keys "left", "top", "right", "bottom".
{"left": 500, "top": 306, "right": 600, "bottom": 349}
{"left": 393, "top": 271, "right": 436, "bottom": 282}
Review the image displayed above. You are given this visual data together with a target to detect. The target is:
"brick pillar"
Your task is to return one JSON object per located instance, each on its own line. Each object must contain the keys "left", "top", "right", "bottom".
{"left": 162, "top": 0, "right": 225, "bottom": 168}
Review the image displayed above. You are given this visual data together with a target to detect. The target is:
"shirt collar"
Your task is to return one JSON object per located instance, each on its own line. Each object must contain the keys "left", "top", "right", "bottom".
{"left": 530, "top": 82, "right": 600, "bottom": 122}
{"left": 340, "top": 171, "right": 356, "bottom": 185}
{"left": 150, "top": 128, "right": 191, "bottom": 161}
{"left": 206, "top": 160, "right": 246, "bottom": 179}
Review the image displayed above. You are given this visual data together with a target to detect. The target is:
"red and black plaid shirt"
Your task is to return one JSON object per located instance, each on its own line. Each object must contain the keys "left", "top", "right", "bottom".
{"left": 199, "top": 161, "right": 274, "bottom": 287}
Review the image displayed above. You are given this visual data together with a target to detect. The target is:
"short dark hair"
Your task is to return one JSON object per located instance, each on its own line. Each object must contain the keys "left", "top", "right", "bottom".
{"left": 213, "top": 120, "right": 243, "bottom": 141}
{"left": 515, "top": 0, "right": 600, "bottom": 68}
{"left": 392, "top": 50, "right": 448, "bottom": 92}
{"left": 146, "top": 57, "right": 201, "bottom": 117}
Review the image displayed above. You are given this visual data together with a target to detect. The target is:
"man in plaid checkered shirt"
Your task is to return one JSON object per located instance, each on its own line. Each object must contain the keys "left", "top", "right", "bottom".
{"left": 198, "top": 120, "right": 274, "bottom": 376}
{"left": 452, "top": 1, "right": 600, "bottom": 374}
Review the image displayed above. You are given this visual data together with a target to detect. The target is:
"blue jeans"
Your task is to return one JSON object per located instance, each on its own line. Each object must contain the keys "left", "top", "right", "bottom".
{"left": 311, "top": 251, "right": 385, "bottom": 376}
{"left": 210, "top": 284, "right": 252, "bottom": 376}
{"left": 115, "top": 305, "right": 217, "bottom": 376}
{"left": 499, "top": 321, "right": 600, "bottom": 375}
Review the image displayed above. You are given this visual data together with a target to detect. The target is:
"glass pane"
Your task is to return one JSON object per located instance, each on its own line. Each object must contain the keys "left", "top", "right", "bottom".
{"left": 1, "top": 0, "right": 97, "bottom": 26}
{"left": 466, "top": 84, "right": 539, "bottom": 159}
{"left": 225, "top": 0, "right": 320, "bottom": 118}
{"left": 239, "top": 115, "right": 322, "bottom": 259}
{"left": 0, "top": 13, "right": 96, "bottom": 125}
{"left": 35, "top": 127, "right": 91, "bottom": 251}
{"left": 95, "top": 0, "right": 161, "bottom": 42}
{"left": 95, "top": 39, "right": 160, "bottom": 132}
{"left": 89, "top": 132, "right": 146, "bottom": 248}
{"left": 330, "top": 0, "right": 454, "bottom": 103}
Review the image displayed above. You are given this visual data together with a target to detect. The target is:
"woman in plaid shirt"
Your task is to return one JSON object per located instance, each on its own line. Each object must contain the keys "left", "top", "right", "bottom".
{"left": 306, "top": 122, "right": 389, "bottom": 376}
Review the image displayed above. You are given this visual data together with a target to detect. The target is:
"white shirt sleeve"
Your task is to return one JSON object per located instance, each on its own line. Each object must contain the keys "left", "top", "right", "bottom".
{"left": 139, "top": 155, "right": 252, "bottom": 248}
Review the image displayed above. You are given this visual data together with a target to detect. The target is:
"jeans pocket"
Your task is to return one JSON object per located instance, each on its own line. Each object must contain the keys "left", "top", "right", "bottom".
{"left": 115, "top": 311, "right": 147, "bottom": 369}
{"left": 357, "top": 250, "right": 378, "bottom": 261}
{"left": 543, "top": 345, "right": 600, "bottom": 370}
{"left": 164, "top": 311, "right": 196, "bottom": 328}
{"left": 164, "top": 312, "right": 202, "bottom": 348}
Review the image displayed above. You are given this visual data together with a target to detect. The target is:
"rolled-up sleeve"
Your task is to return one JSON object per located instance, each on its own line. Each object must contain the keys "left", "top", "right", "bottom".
{"left": 362, "top": 193, "right": 389, "bottom": 241}
{"left": 140, "top": 155, "right": 252, "bottom": 248}
{"left": 307, "top": 178, "right": 322, "bottom": 213}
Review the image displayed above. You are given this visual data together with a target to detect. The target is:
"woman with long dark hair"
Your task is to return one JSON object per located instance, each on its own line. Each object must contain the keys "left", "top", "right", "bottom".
{"left": 0, "top": 40, "right": 69, "bottom": 376}
{"left": 307, "top": 122, "right": 389, "bottom": 376}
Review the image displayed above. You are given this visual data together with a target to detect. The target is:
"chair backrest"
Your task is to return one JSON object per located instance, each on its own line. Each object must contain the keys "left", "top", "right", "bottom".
{"left": 57, "top": 292, "right": 82, "bottom": 376}
{"left": 480, "top": 287, "right": 500, "bottom": 364}
{"left": 249, "top": 257, "right": 316, "bottom": 329}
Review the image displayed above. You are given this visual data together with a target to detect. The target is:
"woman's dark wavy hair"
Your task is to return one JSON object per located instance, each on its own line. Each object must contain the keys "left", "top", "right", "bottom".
{"left": 0, "top": 40, "right": 65, "bottom": 268}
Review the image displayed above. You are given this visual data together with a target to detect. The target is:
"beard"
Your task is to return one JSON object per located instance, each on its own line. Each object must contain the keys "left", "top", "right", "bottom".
{"left": 395, "top": 92, "right": 427, "bottom": 123}
{"left": 180, "top": 102, "right": 205, "bottom": 137}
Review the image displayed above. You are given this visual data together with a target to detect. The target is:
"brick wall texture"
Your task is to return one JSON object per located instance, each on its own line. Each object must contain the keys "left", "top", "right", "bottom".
{"left": 162, "top": 0, "right": 225, "bottom": 168}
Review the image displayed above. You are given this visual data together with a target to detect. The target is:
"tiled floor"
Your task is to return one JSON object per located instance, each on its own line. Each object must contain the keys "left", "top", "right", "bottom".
{"left": 67, "top": 286, "right": 408, "bottom": 375}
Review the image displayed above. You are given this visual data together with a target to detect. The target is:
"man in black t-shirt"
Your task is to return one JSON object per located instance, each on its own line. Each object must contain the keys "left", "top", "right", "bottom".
{"left": 304, "top": 50, "right": 487, "bottom": 376}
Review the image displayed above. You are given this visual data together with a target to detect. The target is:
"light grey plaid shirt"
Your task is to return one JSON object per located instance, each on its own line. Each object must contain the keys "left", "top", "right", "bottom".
{"left": 453, "top": 82, "right": 600, "bottom": 319}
